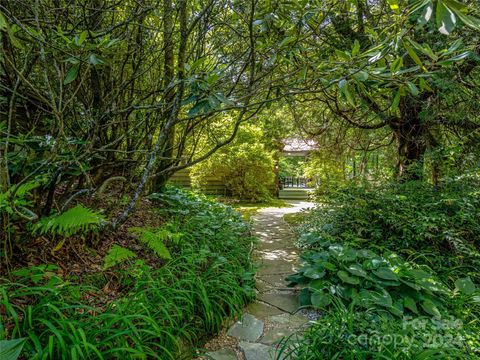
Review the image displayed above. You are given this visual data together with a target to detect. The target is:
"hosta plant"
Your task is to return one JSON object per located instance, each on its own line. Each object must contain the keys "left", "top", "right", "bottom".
{"left": 287, "top": 241, "right": 450, "bottom": 318}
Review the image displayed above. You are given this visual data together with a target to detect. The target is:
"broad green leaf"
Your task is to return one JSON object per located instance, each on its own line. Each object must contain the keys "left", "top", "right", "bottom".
{"left": 64, "top": 65, "right": 79, "bottom": 85}
{"left": 311, "top": 291, "right": 332, "bottom": 308}
{"left": 0, "top": 11, "right": 7, "bottom": 30}
{"left": 454, "top": 277, "right": 476, "bottom": 295}
{"left": 213, "top": 93, "right": 235, "bottom": 106}
{"left": 407, "top": 81, "right": 419, "bottom": 96}
{"left": 336, "top": 284, "right": 357, "bottom": 299}
{"left": 352, "top": 40, "right": 361, "bottom": 56}
{"left": 419, "top": 78, "right": 426, "bottom": 90}
{"left": 279, "top": 36, "right": 296, "bottom": 47}
{"left": 337, "top": 270, "right": 360, "bottom": 285}
{"left": 303, "top": 268, "right": 325, "bottom": 279}
{"left": 407, "top": 269, "right": 431, "bottom": 280}
{"left": 444, "top": 38, "right": 463, "bottom": 55}
{"left": 285, "top": 273, "right": 309, "bottom": 285}
{"left": 88, "top": 54, "right": 104, "bottom": 65}
{"left": 188, "top": 99, "right": 209, "bottom": 117}
{"left": 76, "top": 30, "right": 88, "bottom": 46}
{"left": 390, "top": 300, "right": 404, "bottom": 316}
{"left": 417, "top": 278, "right": 448, "bottom": 293}
{"left": 391, "top": 89, "right": 401, "bottom": 111}
{"left": 299, "top": 288, "right": 312, "bottom": 306}
{"left": 338, "top": 79, "right": 355, "bottom": 106}
{"left": 353, "top": 71, "right": 369, "bottom": 82}
{"left": 0, "top": 338, "right": 27, "bottom": 360}
{"left": 309, "top": 279, "right": 325, "bottom": 290}
{"left": 390, "top": 57, "right": 403, "bottom": 74}
{"left": 443, "top": 0, "right": 467, "bottom": 11}
{"left": 371, "top": 289, "right": 393, "bottom": 307}
{"left": 451, "top": 8, "right": 480, "bottom": 31}
{"left": 373, "top": 267, "right": 398, "bottom": 281}
{"left": 418, "top": 1, "right": 434, "bottom": 26}
{"left": 421, "top": 299, "right": 441, "bottom": 317}
{"left": 208, "top": 95, "right": 221, "bottom": 108}
{"left": 358, "top": 249, "right": 376, "bottom": 258}
{"left": 404, "top": 296, "right": 419, "bottom": 314}
{"left": 439, "top": 51, "right": 473, "bottom": 66}
{"left": 339, "top": 248, "right": 358, "bottom": 262}
{"left": 7, "top": 26, "right": 23, "bottom": 49}
{"left": 400, "top": 279, "right": 421, "bottom": 290}
{"left": 436, "top": 0, "right": 456, "bottom": 35}
{"left": 346, "top": 264, "right": 367, "bottom": 277}
{"left": 318, "top": 261, "right": 337, "bottom": 271}
{"left": 335, "top": 49, "right": 351, "bottom": 61}
{"left": 409, "top": 39, "right": 438, "bottom": 60}
{"left": 404, "top": 42, "right": 423, "bottom": 67}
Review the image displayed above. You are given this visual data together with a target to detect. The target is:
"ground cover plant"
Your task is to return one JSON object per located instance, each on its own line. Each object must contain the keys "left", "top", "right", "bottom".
{"left": 282, "top": 176, "right": 480, "bottom": 359}
{"left": 0, "top": 188, "right": 255, "bottom": 359}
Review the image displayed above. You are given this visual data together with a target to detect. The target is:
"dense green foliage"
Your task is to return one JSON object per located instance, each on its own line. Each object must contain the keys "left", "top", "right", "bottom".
{"left": 288, "top": 243, "right": 451, "bottom": 317}
{"left": 283, "top": 176, "right": 480, "bottom": 359}
{"left": 0, "top": 188, "right": 255, "bottom": 359}
{"left": 307, "top": 175, "right": 480, "bottom": 278}
{"left": 190, "top": 126, "right": 276, "bottom": 201}
{"left": 284, "top": 302, "right": 477, "bottom": 359}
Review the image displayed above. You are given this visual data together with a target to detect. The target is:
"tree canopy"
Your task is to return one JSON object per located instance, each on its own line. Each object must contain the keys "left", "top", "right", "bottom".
{"left": 1, "top": 0, "right": 479, "bottom": 255}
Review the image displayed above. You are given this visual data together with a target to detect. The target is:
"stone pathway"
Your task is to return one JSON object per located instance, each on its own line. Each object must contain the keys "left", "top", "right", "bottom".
{"left": 202, "top": 201, "right": 314, "bottom": 360}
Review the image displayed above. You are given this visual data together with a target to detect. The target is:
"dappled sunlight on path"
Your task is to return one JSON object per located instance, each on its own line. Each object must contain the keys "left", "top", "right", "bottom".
{"left": 202, "top": 201, "right": 315, "bottom": 360}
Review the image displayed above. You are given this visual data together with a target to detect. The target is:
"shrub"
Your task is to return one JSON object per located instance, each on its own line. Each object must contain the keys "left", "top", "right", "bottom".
{"left": 304, "top": 175, "right": 480, "bottom": 280}
{"left": 190, "top": 126, "right": 275, "bottom": 201}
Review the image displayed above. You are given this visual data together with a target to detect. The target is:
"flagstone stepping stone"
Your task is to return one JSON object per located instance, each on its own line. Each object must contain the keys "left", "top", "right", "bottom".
{"left": 267, "top": 313, "right": 309, "bottom": 328}
{"left": 255, "top": 278, "right": 275, "bottom": 293}
{"left": 256, "top": 260, "right": 296, "bottom": 275}
{"left": 227, "top": 314, "right": 264, "bottom": 342}
{"left": 256, "top": 249, "right": 299, "bottom": 262}
{"left": 260, "top": 328, "right": 297, "bottom": 345}
{"left": 204, "top": 348, "right": 237, "bottom": 360}
{"left": 245, "top": 302, "right": 285, "bottom": 319}
{"left": 258, "top": 274, "right": 290, "bottom": 287}
{"left": 239, "top": 341, "right": 280, "bottom": 360}
{"left": 259, "top": 292, "right": 299, "bottom": 313}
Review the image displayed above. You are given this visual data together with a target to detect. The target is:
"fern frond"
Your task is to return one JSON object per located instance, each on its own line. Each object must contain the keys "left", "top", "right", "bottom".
{"left": 103, "top": 244, "right": 137, "bottom": 269}
{"left": 35, "top": 205, "right": 105, "bottom": 237}
{"left": 129, "top": 227, "right": 172, "bottom": 260}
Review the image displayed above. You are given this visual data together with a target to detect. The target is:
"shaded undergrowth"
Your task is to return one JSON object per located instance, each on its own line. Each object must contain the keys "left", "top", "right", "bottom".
{"left": 0, "top": 187, "right": 255, "bottom": 359}
{"left": 281, "top": 176, "right": 480, "bottom": 359}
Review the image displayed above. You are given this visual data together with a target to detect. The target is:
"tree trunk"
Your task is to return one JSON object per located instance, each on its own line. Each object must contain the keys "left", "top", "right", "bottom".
{"left": 391, "top": 97, "right": 428, "bottom": 181}
{"left": 153, "top": 0, "right": 177, "bottom": 191}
